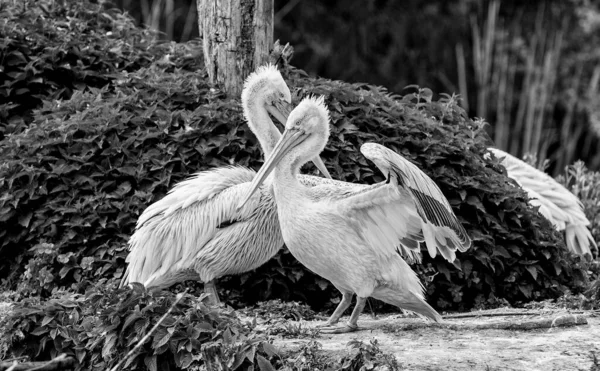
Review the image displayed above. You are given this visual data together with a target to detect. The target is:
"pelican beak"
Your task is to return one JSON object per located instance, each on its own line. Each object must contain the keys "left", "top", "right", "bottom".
{"left": 311, "top": 155, "right": 331, "bottom": 179}
{"left": 238, "top": 128, "right": 308, "bottom": 210}
{"left": 267, "top": 99, "right": 294, "bottom": 128}
{"left": 268, "top": 99, "right": 332, "bottom": 179}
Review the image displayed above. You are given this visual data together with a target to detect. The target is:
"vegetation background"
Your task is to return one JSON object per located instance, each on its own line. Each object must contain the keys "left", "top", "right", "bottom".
{"left": 115, "top": 0, "right": 600, "bottom": 174}
{"left": 1, "top": 0, "right": 599, "bottom": 369}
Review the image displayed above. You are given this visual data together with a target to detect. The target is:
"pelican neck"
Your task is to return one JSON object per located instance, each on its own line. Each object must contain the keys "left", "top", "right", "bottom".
{"left": 272, "top": 157, "right": 306, "bottom": 201}
{"left": 243, "top": 98, "right": 282, "bottom": 157}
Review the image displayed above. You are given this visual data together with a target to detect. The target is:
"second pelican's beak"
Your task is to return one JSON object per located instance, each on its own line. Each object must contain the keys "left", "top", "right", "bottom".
{"left": 238, "top": 128, "right": 308, "bottom": 210}
{"left": 268, "top": 99, "right": 332, "bottom": 179}
{"left": 310, "top": 155, "right": 331, "bottom": 179}
{"left": 267, "top": 99, "right": 294, "bottom": 128}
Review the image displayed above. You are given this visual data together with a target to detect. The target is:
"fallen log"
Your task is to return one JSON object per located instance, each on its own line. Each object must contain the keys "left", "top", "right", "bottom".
{"left": 388, "top": 313, "right": 589, "bottom": 331}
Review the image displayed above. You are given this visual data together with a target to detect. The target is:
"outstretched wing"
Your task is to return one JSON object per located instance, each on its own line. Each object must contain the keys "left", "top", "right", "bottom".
{"left": 328, "top": 143, "right": 470, "bottom": 263}
{"left": 122, "top": 166, "right": 263, "bottom": 288}
{"left": 362, "top": 143, "right": 471, "bottom": 260}
{"left": 487, "top": 147, "right": 596, "bottom": 257}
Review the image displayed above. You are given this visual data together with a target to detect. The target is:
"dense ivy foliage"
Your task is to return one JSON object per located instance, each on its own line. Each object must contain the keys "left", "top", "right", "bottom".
{"left": 0, "top": 0, "right": 167, "bottom": 137}
{"left": 0, "top": 0, "right": 590, "bottom": 314}
{"left": 1, "top": 283, "right": 278, "bottom": 370}
{"left": 1, "top": 288, "right": 404, "bottom": 370}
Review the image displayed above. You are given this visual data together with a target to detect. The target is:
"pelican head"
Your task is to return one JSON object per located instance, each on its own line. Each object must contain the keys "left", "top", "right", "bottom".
{"left": 241, "top": 65, "right": 331, "bottom": 179}
{"left": 238, "top": 96, "right": 330, "bottom": 209}
{"left": 242, "top": 64, "right": 293, "bottom": 128}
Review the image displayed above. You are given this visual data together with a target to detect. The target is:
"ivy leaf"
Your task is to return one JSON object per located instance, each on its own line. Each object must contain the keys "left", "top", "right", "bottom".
{"left": 144, "top": 355, "right": 157, "bottom": 371}
{"left": 261, "top": 342, "right": 278, "bottom": 357}
{"left": 256, "top": 355, "right": 275, "bottom": 371}
{"left": 18, "top": 212, "right": 33, "bottom": 228}
{"left": 41, "top": 315, "right": 55, "bottom": 327}
{"left": 525, "top": 266, "right": 538, "bottom": 281}
{"left": 101, "top": 333, "right": 117, "bottom": 360}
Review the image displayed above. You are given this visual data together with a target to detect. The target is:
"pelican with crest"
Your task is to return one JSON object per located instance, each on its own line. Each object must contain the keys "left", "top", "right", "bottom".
{"left": 239, "top": 96, "right": 471, "bottom": 333}
{"left": 120, "top": 65, "right": 332, "bottom": 303}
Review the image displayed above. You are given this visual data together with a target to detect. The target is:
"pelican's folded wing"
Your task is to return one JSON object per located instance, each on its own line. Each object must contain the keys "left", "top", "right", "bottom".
{"left": 123, "top": 166, "right": 261, "bottom": 288}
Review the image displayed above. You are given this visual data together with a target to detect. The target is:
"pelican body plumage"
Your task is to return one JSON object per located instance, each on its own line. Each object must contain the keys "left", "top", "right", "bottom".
{"left": 487, "top": 148, "right": 597, "bottom": 258}
{"left": 240, "top": 97, "right": 471, "bottom": 332}
{"left": 120, "top": 66, "right": 332, "bottom": 302}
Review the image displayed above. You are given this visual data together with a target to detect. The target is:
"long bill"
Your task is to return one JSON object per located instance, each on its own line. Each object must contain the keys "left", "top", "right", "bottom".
{"left": 237, "top": 128, "right": 307, "bottom": 210}
{"left": 268, "top": 100, "right": 331, "bottom": 179}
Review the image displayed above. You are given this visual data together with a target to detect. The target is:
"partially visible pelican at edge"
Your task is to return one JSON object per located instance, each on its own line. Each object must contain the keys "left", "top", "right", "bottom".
{"left": 487, "top": 148, "right": 597, "bottom": 258}
{"left": 239, "top": 96, "right": 471, "bottom": 333}
{"left": 120, "top": 65, "right": 332, "bottom": 303}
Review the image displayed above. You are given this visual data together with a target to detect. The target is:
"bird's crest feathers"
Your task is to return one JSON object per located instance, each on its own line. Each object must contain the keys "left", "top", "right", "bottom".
{"left": 293, "top": 95, "right": 330, "bottom": 125}
{"left": 243, "top": 64, "right": 281, "bottom": 92}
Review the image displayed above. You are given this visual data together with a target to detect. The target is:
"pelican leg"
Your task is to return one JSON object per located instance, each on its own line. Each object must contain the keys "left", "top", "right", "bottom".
{"left": 317, "top": 291, "right": 353, "bottom": 327}
{"left": 320, "top": 296, "right": 366, "bottom": 334}
{"left": 204, "top": 280, "right": 222, "bottom": 306}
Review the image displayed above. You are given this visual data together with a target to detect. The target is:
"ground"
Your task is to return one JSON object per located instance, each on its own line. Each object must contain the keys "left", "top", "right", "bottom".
{"left": 256, "top": 309, "right": 600, "bottom": 371}
{"left": 2, "top": 299, "right": 599, "bottom": 370}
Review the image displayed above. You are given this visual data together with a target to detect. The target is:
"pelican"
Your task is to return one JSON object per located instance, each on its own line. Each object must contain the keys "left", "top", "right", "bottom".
{"left": 487, "top": 148, "right": 597, "bottom": 258}
{"left": 120, "top": 65, "right": 332, "bottom": 303}
{"left": 239, "top": 97, "right": 471, "bottom": 333}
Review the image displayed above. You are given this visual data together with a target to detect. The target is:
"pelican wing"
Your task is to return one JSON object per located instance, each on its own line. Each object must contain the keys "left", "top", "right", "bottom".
{"left": 122, "top": 166, "right": 263, "bottom": 287}
{"left": 487, "top": 147, "right": 596, "bottom": 256}
{"left": 321, "top": 143, "right": 470, "bottom": 263}
{"left": 361, "top": 143, "right": 470, "bottom": 261}
{"left": 318, "top": 180, "right": 425, "bottom": 263}
{"left": 302, "top": 174, "right": 425, "bottom": 263}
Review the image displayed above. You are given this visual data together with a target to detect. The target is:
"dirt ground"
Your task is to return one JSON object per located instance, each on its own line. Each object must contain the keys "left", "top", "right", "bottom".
{"left": 269, "top": 309, "right": 600, "bottom": 371}
{"left": 2, "top": 300, "right": 598, "bottom": 370}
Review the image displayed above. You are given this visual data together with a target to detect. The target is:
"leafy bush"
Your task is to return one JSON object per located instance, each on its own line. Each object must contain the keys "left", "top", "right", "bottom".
{"left": 271, "top": 339, "right": 401, "bottom": 370}
{"left": 0, "top": 0, "right": 197, "bottom": 137}
{"left": 1, "top": 282, "right": 278, "bottom": 370}
{"left": 239, "top": 300, "right": 317, "bottom": 322}
{"left": 0, "top": 0, "right": 589, "bottom": 312}
{"left": 557, "top": 160, "right": 600, "bottom": 249}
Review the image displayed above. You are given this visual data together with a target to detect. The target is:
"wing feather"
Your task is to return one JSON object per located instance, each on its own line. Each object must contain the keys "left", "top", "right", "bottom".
{"left": 360, "top": 143, "right": 471, "bottom": 259}
{"left": 122, "top": 166, "right": 262, "bottom": 287}
{"left": 306, "top": 143, "right": 470, "bottom": 263}
{"left": 487, "top": 147, "right": 596, "bottom": 257}
{"left": 321, "top": 181, "right": 424, "bottom": 261}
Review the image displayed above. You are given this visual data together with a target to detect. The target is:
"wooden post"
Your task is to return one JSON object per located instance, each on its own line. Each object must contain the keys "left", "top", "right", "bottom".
{"left": 198, "top": 0, "right": 273, "bottom": 97}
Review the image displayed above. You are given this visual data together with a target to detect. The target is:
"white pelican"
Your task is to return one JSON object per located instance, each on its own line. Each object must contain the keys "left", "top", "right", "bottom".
{"left": 120, "top": 65, "right": 332, "bottom": 303}
{"left": 487, "top": 148, "right": 597, "bottom": 258}
{"left": 239, "top": 97, "right": 471, "bottom": 333}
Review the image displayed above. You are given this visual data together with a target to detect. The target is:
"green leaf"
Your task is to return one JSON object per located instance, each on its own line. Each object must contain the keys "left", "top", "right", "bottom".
{"left": 144, "top": 355, "right": 157, "bottom": 371}
{"left": 180, "top": 353, "right": 194, "bottom": 368}
{"left": 30, "top": 326, "right": 48, "bottom": 336}
{"left": 18, "top": 212, "right": 33, "bottom": 228}
{"left": 122, "top": 312, "right": 142, "bottom": 331}
{"left": 153, "top": 331, "right": 171, "bottom": 349}
{"left": 261, "top": 342, "right": 278, "bottom": 357}
{"left": 102, "top": 333, "right": 117, "bottom": 360}
{"left": 525, "top": 266, "right": 538, "bottom": 281}
{"left": 518, "top": 284, "right": 533, "bottom": 298}
{"left": 41, "top": 315, "right": 55, "bottom": 327}
{"left": 492, "top": 246, "right": 511, "bottom": 259}
{"left": 256, "top": 354, "right": 275, "bottom": 371}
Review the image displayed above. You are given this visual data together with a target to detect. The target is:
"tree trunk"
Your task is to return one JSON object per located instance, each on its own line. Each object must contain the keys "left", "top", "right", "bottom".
{"left": 198, "top": 0, "right": 273, "bottom": 97}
